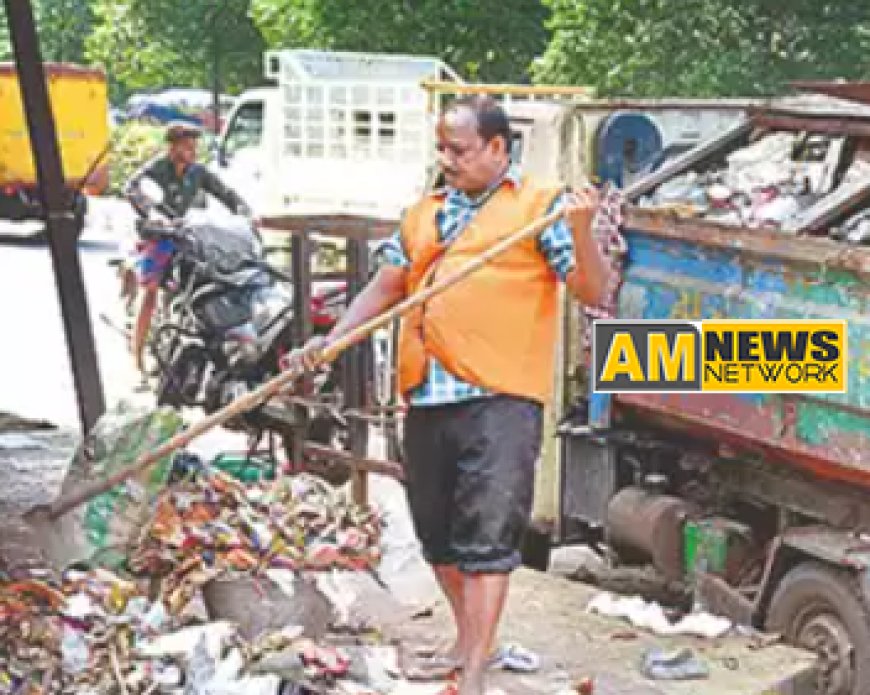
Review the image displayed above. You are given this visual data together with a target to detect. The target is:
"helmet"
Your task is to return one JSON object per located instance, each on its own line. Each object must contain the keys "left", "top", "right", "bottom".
{"left": 165, "top": 121, "right": 203, "bottom": 143}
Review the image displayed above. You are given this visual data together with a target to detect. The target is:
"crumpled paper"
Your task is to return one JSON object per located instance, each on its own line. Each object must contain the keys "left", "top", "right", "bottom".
{"left": 129, "top": 469, "right": 382, "bottom": 616}
{"left": 587, "top": 592, "right": 732, "bottom": 639}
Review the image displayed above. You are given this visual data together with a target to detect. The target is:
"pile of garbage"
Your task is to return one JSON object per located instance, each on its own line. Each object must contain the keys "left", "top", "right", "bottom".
{"left": 129, "top": 467, "right": 382, "bottom": 615}
{"left": 0, "top": 565, "right": 384, "bottom": 694}
{"left": 0, "top": 567, "right": 190, "bottom": 694}
{"left": 1, "top": 449, "right": 389, "bottom": 694}
{"left": 639, "top": 130, "right": 870, "bottom": 240}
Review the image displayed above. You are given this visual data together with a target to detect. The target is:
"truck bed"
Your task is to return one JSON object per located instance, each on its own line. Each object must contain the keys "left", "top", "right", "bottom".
{"left": 0, "top": 63, "right": 108, "bottom": 188}
{"left": 613, "top": 207, "right": 870, "bottom": 488}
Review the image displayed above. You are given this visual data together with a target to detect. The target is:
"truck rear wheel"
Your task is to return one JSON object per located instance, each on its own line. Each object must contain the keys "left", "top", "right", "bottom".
{"left": 766, "top": 562, "right": 870, "bottom": 695}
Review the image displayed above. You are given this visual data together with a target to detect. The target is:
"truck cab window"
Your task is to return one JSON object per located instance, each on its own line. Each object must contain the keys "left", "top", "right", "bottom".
{"left": 223, "top": 101, "right": 264, "bottom": 158}
{"left": 510, "top": 132, "right": 524, "bottom": 163}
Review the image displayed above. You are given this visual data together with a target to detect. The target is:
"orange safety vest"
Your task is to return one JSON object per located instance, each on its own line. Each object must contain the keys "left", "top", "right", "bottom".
{"left": 397, "top": 176, "right": 565, "bottom": 405}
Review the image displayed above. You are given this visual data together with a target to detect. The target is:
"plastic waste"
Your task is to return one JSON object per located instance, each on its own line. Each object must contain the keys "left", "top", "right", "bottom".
{"left": 61, "top": 624, "right": 90, "bottom": 674}
{"left": 35, "top": 401, "right": 184, "bottom": 570}
{"left": 587, "top": 592, "right": 731, "bottom": 639}
{"left": 640, "top": 647, "right": 710, "bottom": 680}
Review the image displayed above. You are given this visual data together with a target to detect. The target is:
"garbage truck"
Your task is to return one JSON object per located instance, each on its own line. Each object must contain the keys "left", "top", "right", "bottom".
{"left": 490, "top": 89, "right": 870, "bottom": 695}
{"left": 0, "top": 63, "right": 109, "bottom": 224}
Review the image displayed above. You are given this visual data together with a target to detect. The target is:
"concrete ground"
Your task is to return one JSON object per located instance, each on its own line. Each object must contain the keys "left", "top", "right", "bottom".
{"left": 0, "top": 197, "right": 141, "bottom": 431}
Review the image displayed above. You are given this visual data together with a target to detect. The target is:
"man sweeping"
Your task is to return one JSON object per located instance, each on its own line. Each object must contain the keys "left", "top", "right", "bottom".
{"left": 292, "top": 95, "right": 609, "bottom": 695}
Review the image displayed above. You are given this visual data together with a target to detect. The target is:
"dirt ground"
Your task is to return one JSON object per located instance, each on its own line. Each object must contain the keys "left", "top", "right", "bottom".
{"left": 345, "top": 568, "right": 817, "bottom": 695}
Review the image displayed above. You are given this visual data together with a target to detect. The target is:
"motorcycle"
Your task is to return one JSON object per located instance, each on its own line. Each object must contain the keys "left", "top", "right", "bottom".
{"left": 121, "top": 178, "right": 404, "bottom": 476}
{"left": 130, "top": 179, "right": 351, "bottom": 480}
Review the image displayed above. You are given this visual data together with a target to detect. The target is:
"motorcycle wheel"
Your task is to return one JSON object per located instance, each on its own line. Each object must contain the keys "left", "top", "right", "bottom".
{"left": 144, "top": 294, "right": 178, "bottom": 378}
{"left": 156, "top": 343, "right": 206, "bottom": 408}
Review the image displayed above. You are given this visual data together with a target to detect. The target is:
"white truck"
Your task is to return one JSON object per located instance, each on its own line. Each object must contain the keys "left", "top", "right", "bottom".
{"left": 209, "top": 49, "right": 463, "bottom": 220}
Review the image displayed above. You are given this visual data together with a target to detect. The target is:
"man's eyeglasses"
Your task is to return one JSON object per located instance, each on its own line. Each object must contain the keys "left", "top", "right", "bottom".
{"left": 436, "top": 140, "right": 487, "bottom": 160}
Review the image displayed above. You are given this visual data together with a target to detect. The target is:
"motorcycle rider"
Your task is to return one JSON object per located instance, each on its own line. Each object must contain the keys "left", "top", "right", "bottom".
{"left": 124, "top": 121, "right": 254, "bottom": 388}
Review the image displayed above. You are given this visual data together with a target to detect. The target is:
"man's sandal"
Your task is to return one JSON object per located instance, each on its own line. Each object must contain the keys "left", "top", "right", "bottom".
{"left": 487, "top": 643, "right": 540, "bottom": 673}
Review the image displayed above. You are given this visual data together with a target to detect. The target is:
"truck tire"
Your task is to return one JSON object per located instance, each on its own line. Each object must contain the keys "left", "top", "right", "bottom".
{"left": 766, "top": 562, "right": 870, "bottom": 695}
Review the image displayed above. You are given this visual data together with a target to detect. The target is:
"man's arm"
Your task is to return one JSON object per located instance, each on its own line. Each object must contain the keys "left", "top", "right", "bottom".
{"left": 290, "top": 228, "right": 410, "bottom": 369}
{"left": 200, "top": 168, "right": 251, "bottom": 216}
{"left": 538, "top": 188, "right": 610, "bottom": 306}
{"left": 327, "top": 265, "right": 407, "bottom": 342}
{"left": 564, "top": 187, "right": 609, "bottom": 306}
{"left": 123, "top": 156, "right": 163, "bottom": 218}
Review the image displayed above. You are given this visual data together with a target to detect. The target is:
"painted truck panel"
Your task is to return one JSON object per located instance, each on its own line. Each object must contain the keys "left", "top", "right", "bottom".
{"left": 614, "top": 215, "right": 870, "bottom": 486}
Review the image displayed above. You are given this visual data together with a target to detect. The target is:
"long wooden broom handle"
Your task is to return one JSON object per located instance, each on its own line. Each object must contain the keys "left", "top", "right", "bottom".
{"left": 45, "top": 208, "right": 565, "bottom": 520}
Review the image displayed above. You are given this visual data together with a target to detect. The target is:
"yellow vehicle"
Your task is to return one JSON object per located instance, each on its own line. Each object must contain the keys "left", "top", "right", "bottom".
{"left": 0, "top": 62, "right": 109, "bottom": 222}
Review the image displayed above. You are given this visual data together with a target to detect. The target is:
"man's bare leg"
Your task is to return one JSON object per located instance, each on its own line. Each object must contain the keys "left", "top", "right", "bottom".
{"left": 432, "top": 564, "right": 466, "bottom": 661}
{"left": 133, "top": 287, "right": 157, "bottom": 375}
{"left": 458, "top": 572, "right": 510, "bottom": 695}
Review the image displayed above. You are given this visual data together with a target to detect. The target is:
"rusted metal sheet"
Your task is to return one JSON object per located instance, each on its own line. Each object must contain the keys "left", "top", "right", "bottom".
{"left": 718, "top": 458, "right": 870, "bottom": 530}
{"left": 571, "top": 98, "right": 759, "bottom": 111}
{"left": 751, "top": 112, "right": 870, "bottom": 139}
{"left": 790, "top": 175, "right": 870, "bottom": 235}
{"left": 779, "top": 526, "right": 870, "bottom": 570}
{"left": 260, "top": 214, "right": 396, "bottom": 241}
{"left": 625, "top": 208, "right": 870, "bottom": 277}
{"left": 613, "top": 220, "right": 870, "bottom": 489}
{"left": 790, "top": 81, "right": 870, "bottom": 107}
{"left": 612, "top": 99, "right": 870, "bottom": 491}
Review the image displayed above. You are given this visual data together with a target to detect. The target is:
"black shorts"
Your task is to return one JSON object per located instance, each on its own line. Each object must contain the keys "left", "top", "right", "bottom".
{"left": 403, "top": 395, "right": 543, "bottom": 574}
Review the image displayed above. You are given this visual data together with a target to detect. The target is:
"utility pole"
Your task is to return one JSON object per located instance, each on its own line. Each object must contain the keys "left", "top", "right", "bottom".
{"left": 209, "top": 0, "right": 229, "bottom": 133}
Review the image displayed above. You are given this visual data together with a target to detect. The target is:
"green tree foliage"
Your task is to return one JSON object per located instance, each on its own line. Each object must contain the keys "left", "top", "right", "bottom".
{"left": 534, "top": 0, "right": 870, "bottom": 97}
{"left": 6, "top": 0, "right": 868, "bottom": 102}
{"left": 0, "top": 0, "right": 92, "bottom": 63}
{"left": 249, "top": 0, "right": 549, "bottom": 81}
{"left": 86, "top": 0, "right": 266, "bottom": 99}
{"left": 36, "top": 0, "right": 93, "bottom": 62}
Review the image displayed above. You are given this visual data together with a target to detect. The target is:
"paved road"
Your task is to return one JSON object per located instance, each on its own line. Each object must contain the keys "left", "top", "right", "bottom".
{"left": 0, "top": 197, "right": 141, "bottom": 429}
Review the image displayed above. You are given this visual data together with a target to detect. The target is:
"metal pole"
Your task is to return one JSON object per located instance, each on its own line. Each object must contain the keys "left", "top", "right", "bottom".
{"left": 210, "top": 5, "right": 220, "bottom": 133}
{"left": 346, "top": 237, "right": 371, "bottom": 504}
{"left": 3, "top": 0, "right": 106, "bottom": 433}
{"left": 289, "top": 230, "right": 313, "bottom": 466}
{"left": 209, "top": 0, "right": 229, "bottom": 134}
